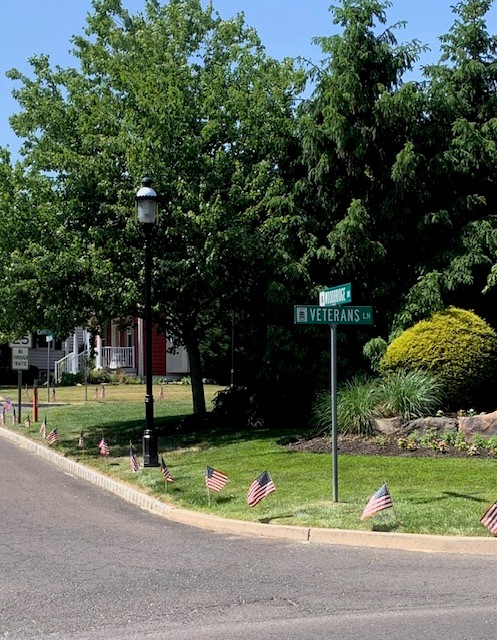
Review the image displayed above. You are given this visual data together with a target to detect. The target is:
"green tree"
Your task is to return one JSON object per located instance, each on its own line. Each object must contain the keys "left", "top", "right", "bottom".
{"left": 4, "top": 0, "right": 304, "bottom": 414}
{"left": 298, "top": 0, "right": 427, "bottom": 339}
{"left": 394, "top": 0, "right": 497, "bottom": 331}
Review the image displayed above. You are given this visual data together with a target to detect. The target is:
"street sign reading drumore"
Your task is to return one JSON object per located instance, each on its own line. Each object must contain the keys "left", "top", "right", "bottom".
{"left": 294, "top": 305, "right": 373, "bottom": 325}
{"left": 319, "top": 283, "right": 352, "bottom": 307}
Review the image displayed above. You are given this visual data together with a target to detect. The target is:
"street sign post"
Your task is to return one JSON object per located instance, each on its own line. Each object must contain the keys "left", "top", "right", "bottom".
{"left": 10, "top": 342, "right": 31, "bottom": 424}
{"left": 294, "top": 305, "right": 373, "bottom": 325}
{"left": 319, "top": 283, "right": 352, "bottom": 307}
{"left": 294, "top": 300, "right": 374, "bottom": 503}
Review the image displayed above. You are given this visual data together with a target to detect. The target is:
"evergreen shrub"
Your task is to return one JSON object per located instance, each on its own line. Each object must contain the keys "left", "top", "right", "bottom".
{"left": 380, "top": 307, "right": 497, "bottom": 409}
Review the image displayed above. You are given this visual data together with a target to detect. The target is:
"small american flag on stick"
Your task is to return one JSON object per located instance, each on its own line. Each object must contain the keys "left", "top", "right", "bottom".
{"left": 360, "top": 483, "right": 393, "bottom": 521}
{"left": 47, "top": 428, "right": 59, "bottom": 444}
{"left": 40, "top": 416, "right": 47, "bottom": 438}
{"left": 78, "top": 432, "right": 85, "bottom": 448}
{"left": 99, "top": 438, "right": 110, "bottom": 456}
{"left": 480, "top": 501, "right": 497, "bottom": 535}
{"left": 130, "top": 444, "right": 139, "bottom": 472}
{"left": 205, "top": 466, "right": 228, "bottom": 493}
{"left": 160, "top": 456, "right": 173, "bottom": 482}
{"left": 247, "top": 471, "right": 276, "bottom": 507}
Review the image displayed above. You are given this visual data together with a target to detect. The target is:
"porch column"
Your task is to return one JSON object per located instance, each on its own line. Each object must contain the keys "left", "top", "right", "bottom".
{"left": 96, "top": 334, "right": 103, "bottom": 370}
{"left": 137, "top": 318, "right": 144, "bottom": 379}
{"left": 72, "top": 332, "right": 78, "bottom": 373}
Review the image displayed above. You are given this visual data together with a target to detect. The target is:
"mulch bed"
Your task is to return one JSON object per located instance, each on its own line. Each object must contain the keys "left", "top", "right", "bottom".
{"left": 286, "top": 436, "right": 497, "bottom": 458}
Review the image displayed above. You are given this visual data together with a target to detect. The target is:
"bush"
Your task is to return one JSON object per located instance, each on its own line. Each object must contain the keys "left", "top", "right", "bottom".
{"left": 212, "top": 385, "right": 264, "bottom": 429}
{"left": 380, "top": 307, "right": 497, "bottom": 409}
{"left": 59, "top": 372, "right": 84, "bottom": 386}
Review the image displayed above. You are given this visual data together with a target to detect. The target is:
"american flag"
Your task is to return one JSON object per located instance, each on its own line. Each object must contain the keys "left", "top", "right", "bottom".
{"left": 480, "top": 501, "right": 497, "bottom": 535}
{"left": 160, "top": 456, "right": 173, "bottom": 482}
{"left": 247, "top": 471, "right": 276, "bottom": 507}
{"left": 3, "top": 397, "right": 12, "bottom": 412}
{"left": 360, "top": 483, "right": 393, "bottom": 521}
{"left": 78, "top": 432, "right": 85, "bottom": 448}
{"left": 47, "top": 428, "right": 59, "bottom": 444}
{"left": 130, "top": 444, "right": 139, "bottom": 472}
{"left": 40, "top": 416, "right": 47, "bottom": 438}
{"left": 205, "top": 466, "right": 228, "bottom": 493}
{"left": 24, "top": 416, "right": 30, "bottom": 428}
{"left": 100, "top": 438, "right": 110, "bottom": 456}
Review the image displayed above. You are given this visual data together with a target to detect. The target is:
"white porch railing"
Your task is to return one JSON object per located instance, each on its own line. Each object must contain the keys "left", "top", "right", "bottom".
{"left": 102, "top": 346, "right": 135, "bottom": 370}
{"left": 54, "top": 349, "right": 91, "bottom": 383}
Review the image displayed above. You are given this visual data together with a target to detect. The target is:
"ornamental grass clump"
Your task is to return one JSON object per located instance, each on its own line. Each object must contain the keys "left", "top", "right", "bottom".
{"left": 311, "top": 376, "right": 380, "bottom": 437}
{"left": 311, "top": 369, "right": 442, "bottom": 437}
{"left": 375, "top": 369, "right": 444, "bottom": 420}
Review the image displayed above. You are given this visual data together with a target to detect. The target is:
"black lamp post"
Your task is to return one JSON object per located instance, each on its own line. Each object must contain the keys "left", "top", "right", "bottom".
{"left": 136, "top": 175, "right": 159, "bottom": 467}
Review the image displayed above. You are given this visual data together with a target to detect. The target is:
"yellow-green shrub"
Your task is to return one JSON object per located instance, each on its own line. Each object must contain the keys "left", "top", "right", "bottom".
{"left": 380, "top": 307, "right": 497, "bottom": 409}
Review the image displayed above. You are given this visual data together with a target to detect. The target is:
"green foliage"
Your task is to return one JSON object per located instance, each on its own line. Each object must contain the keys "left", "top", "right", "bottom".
{"left": 312, "top": 369, "right": 445, "bottom": 436}
{"left": 380, "top": 307, "right": 497, "bottom": 409}
{"left": 363, "top": 337, "right": 388, "bottom": 372}
{"left": 212, "top": 385, "right": 264, "bottom": 429}
{"left": 59, "top": 372, "right": 84, "bottom": 387}
{"left": 311, "top": 376, "right": 379, "bottom": 437}
{"left": 375, "top": 369, "right": 444, "bottom": 420}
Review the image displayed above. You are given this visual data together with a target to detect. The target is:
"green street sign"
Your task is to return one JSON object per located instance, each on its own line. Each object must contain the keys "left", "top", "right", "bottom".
{"left": 319, "top": 283, "right": 352, "bottom": 307}
{"left": 294, "top": 305, "right": 373, "bottom": 325}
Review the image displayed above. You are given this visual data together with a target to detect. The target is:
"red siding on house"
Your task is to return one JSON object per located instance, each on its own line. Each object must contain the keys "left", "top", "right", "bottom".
{"left": 142, "top": 322, "right": 167, "bottom": 376}
{"left": 152, "top": 330, "right": 166, "bottom": 376}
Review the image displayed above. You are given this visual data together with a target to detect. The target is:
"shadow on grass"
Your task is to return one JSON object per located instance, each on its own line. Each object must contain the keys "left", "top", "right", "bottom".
{"left": 259, "top": 512, "right": 295, "bottom": 524}
{"left": 410, "top": 492, "right": 487, "bottom": 505}
{"left": 80, "top": 412, "right": 306, "bottom": 455}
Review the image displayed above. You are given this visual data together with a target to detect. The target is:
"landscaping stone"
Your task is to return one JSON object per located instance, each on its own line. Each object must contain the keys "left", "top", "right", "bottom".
{"left": 403, "top": 416, "right": 458, "bottom": 435}
{"left": 459, "top": 410, "right": 497, "bottom": 439}
{"left": 372, "top": 417, "right": 403, "bottom": 435}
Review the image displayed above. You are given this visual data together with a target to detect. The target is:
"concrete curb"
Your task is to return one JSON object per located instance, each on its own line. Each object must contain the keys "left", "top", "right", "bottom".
{"left": 2, "top": 427, "right": 495, "bottom": 555}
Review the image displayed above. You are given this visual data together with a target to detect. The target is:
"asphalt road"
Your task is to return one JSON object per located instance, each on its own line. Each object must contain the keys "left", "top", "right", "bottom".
{"left": 1, "top": 436, "right": 496, "bottom": 640}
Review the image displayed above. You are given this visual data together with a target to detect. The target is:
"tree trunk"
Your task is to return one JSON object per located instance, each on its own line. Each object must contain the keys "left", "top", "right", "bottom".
{"left": 186, "top": 338, "right": 206, "bottom": 415}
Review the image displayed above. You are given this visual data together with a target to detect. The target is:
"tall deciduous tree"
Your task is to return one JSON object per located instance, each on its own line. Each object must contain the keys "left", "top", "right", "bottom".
{"left": 4, "top": 0, "right": 304, "bottom": 414}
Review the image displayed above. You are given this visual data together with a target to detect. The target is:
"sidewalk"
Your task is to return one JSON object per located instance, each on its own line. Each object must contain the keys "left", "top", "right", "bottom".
{"left": 1, "top": 426, "right": 495, "bottom": 556}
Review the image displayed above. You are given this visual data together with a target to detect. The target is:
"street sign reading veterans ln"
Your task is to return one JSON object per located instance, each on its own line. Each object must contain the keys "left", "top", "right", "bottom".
{"left": 319, "top": 283, "right": 352, "bottom": 307}
{"left": 294, "top": 305, "right": 373, "bottom": 325}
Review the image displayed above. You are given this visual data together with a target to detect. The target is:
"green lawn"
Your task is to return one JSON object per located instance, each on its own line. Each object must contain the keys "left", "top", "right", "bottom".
{"left": 1, "top": 383, "right": 496, "bottom": 537}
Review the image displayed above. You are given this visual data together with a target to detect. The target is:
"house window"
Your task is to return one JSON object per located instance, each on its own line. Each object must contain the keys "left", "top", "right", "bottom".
{"left": 126, "top": 327, "right": 133, "bottom": 348}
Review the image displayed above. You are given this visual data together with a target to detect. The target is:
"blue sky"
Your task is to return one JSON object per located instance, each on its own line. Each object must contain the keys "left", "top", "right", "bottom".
{"left": 0, "top": 1, "right": 493, "bottom": 158}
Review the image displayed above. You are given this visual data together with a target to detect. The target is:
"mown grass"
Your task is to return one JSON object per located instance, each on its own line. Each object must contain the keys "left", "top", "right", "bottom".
{"left": 2, "top": 383, "right": 496, "bottom": 537}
